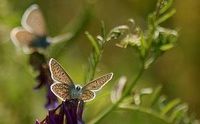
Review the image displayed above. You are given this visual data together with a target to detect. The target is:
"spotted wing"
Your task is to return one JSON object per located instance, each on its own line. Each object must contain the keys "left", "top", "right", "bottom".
{"left": 22, "top": 4, "right": 46, "bottom": 36}
{"left": 83, "top": 73, "right": 113, "bottom": 91}
{"left": 51, "top": 83, "right": 71, "bottom": 101}
{"left": 49, "top": 58, "right": 73, "bottom": 85}
{"left": 80, "top": 90, "right": 95, "bottom": 102}
{"left": 10, "top": 27, "right": 35, "bottom": 47}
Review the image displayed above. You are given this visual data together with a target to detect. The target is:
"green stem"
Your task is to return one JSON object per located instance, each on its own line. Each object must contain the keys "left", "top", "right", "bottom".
{"left": 85, "top": 53, "right": 100, "bottom": 83}
{"left": 89, "top": 65, "right": 145, "bottom": 124}
{"left": 85, "top": 22, "right": 106, "bottom": 83}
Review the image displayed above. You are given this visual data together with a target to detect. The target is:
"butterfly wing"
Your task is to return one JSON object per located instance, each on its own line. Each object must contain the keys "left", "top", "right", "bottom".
{"left": 49, "top": 58, "right": 74, "bottom": 86}
{"left": 22, "top": 4, "right": 46, "bottom": 36}
{"left": 80, "top": 90, "right": 95, "bottom": 102}
{"left": 51, "top": 83, "right": 71, "bottom": 101}
{"left": 10, "top": 27, "right": 35, "bottom": 48}
{"left": 83, "top": 73, "right": 113, "bottom": 91}
{"left": 80, "top": 73, "right": 113, "bottom": 102}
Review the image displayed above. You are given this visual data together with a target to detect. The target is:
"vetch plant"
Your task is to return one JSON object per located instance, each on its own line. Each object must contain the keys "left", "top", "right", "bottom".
{"left": 87, "top": 0, "right": 197, "bottom": 124}
{"left": 85, "top": 22, "right": 128, "bottom": 82}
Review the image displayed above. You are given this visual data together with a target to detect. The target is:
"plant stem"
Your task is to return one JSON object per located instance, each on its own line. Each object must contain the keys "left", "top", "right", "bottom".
{"left": 89, "top": 65, "right": 144, "bottom": 124}
{"left": 85, "top": 54, "right": 99, "bottom": 83}
{"left": 84, "top": 22, "right": 106, "bottom": 83}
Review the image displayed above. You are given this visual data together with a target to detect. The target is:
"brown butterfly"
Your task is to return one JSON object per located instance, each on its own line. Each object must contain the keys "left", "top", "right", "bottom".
{"left": 49, "top": 58, "right": 113, "bottom": 102}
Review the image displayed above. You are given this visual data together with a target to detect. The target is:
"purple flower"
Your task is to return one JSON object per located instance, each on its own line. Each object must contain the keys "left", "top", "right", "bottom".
{"left": 29, "top": 51, "right": 58, "bottom": 109}
{"left": 36, "top": 99, "right": 84, "bottom": 124}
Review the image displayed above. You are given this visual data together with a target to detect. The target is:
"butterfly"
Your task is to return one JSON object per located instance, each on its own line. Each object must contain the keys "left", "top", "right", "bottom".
{"left": 10, "top": 4, "right": 49, "bottom": 52}
{"left": 49, "top": 58, "right": 113, "bottom": 102}
{"left": 10, "top": 4, "right": 72, "bottom": 53}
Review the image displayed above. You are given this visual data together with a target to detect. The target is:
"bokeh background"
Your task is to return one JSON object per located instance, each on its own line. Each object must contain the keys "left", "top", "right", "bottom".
{"left": 0, "top": 0, "right": 199, "bottom": 123}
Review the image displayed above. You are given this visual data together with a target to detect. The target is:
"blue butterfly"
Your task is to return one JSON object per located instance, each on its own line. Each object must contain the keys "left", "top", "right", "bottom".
{"left": 49, "top": 58, "right": 113, "bottom": 102}
{"left": 10, "top": 4, "right": 71, "bottom": 53}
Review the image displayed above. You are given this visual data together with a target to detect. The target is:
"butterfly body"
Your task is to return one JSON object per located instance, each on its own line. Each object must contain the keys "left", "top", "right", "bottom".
{"left": 31, "top": 36, "right": 50, "bottom": 48}
{"left": 67, "top": 84, "right": 82, "bottom": 99}
{"left": 49, "top": 58, "right": 113, "bottom": 102}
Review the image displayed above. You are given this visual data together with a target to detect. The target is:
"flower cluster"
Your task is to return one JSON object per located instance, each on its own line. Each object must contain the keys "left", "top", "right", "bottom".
{"left": 29, "top": 51, "right": 58, "bottom": 109}
{"left": 36, "top": 99, "right": 84, "bottom": 124}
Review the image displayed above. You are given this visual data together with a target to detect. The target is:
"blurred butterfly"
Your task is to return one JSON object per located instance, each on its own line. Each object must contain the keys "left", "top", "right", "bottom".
{"left": 10, "top": 4, "right": 72, "bottom": 53}
{"left": 49, "top": 58, "right": 113, "bottom": 102}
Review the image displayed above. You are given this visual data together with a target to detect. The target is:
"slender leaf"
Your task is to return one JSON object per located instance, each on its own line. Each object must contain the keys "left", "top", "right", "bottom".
{"left": 157, "top": 9, "right": 176, "bottom": 24}
{"left": 85, "top": 31, "right": 100, "bottom": 55}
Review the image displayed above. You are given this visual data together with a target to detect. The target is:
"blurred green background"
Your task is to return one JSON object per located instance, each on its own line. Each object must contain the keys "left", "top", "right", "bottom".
{"left": 0, "top": 0, "right": 199, "bottom": 123}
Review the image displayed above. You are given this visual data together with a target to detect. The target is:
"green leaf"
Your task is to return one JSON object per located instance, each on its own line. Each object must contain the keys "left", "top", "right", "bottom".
{"left": 157, "top": 9, "right": 176, "bottom": 24}
{"left": 169, "top": 104, "right": 188, "bottom": 122}
{"left": 160, "top": 43, "right": 174, "bottom": 51}
{"left": 144, "top": 56, "right": 156, "bottom": 69}
{"left": 161, "top": 99, "right": 181, "bottom": 116}
{"left": 101, "top": 21, "right": 106, "bottom": 40}
{"left": 160, "top": 0, "right": 174, "bottom": 14}
{"left": 148, "top": 86, "right": 162, "bottom": 107}
{"left": 85, "top": 31, "right": 100, "bottom": 55}
{"left": 140, "top": 34, "right": 148, "bottom": 57}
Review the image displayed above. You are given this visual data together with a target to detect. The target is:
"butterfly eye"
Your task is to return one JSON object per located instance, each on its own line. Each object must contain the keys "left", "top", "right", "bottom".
{"left": 75, "top": 85, "right": 82, "bottom": 91}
